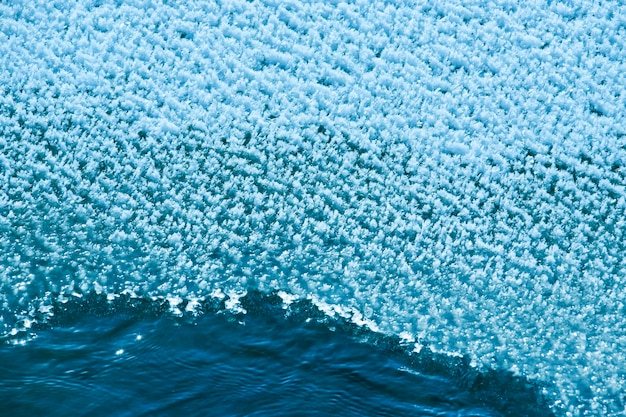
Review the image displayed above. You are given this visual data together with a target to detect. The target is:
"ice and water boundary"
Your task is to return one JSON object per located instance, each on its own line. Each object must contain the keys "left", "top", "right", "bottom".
{"left": 1, "top": 0, "right": 626, "bottom": 415}
{"left": 2, "top": 287, "right": 555, "bottom": 417}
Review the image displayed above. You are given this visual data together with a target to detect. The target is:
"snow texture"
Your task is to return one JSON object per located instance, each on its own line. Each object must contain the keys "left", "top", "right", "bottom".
{"left": 1, "top": 0, "right": 626, "bottom": 415}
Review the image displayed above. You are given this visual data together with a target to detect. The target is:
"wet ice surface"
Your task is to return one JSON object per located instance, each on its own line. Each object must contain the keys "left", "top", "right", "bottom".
{"left": 1, "top": 1, "right": 625, "bottom": 415}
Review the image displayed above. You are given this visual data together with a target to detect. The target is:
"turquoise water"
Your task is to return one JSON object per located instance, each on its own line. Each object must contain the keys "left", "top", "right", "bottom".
{"left": 1, "top": 291, "right": 553, "bottom": 417}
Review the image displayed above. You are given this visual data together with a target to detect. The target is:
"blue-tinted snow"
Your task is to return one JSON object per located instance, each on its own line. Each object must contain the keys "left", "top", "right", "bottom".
{"left": 1, "top": 1, "right": 625, "bottom": 415}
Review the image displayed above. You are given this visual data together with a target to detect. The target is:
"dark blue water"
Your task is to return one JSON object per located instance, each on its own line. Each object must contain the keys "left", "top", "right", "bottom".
{"left": 0, "top": 291, "right": 553, "bottom": 417}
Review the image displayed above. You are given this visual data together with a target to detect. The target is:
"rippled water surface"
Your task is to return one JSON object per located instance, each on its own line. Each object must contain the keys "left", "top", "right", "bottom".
{"left": 0, "top": 293, "right": 553, "bottom": 417}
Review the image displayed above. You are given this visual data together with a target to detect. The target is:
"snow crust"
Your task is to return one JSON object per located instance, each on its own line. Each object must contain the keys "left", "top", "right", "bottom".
{"left": 1, "top": 1, "right": 625, "bottom": 415}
